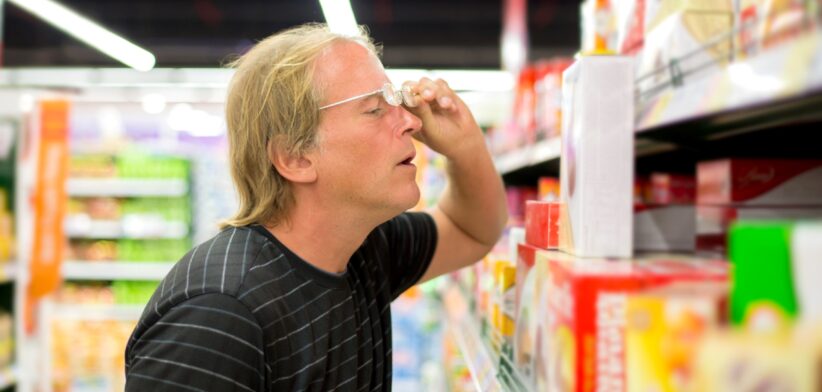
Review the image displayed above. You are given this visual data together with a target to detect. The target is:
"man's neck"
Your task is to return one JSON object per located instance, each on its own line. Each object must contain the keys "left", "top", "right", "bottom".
{"left": 265, "top": 199, "right": 382, "bottom": 275}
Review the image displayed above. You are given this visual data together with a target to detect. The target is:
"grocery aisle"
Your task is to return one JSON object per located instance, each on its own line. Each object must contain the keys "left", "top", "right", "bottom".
{"left": 0, "top": 0, "right": 821, "bottom": 391}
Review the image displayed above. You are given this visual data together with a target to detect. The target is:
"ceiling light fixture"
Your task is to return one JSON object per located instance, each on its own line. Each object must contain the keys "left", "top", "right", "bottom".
{"left": 318, "top": 0, "right": 360, "bottom": 36}
{"left": 8, "top": 0, "right": 156, "bottom": 71}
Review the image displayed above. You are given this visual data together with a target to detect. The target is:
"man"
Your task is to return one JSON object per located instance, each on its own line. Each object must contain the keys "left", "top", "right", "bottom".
{"left": 125, "top": 23, "right": 506, "bottom": 391}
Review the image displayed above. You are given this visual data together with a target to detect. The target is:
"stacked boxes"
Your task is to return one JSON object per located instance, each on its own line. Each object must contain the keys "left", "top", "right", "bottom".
{"left": 625, "top": 281, "right": 728, "bottom": 392}
{"left": 559, "top": 55, "right": 635, "bottom": 258}
{"left": 533, "top": 252, "right": 728, "bottom": 392}
{"left": 696, "top": 159, "right": 822, "bottom": 255}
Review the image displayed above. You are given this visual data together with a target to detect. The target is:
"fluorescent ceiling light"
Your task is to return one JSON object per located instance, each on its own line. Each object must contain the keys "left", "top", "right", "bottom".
{"left": 319, "top": 0, "right": 360, "bottom": 36}
{"left": 8, "top": 0, "right": 156, "bottom": 71}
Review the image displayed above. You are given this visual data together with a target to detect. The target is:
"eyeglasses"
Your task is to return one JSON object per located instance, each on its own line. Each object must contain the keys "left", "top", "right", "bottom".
{"left": 319, "top": 83, "right": 416, "bottom": 110}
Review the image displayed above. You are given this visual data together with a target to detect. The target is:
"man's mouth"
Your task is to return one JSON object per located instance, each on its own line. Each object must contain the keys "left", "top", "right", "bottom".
{"left": 399, "top": 151, "right": 416, "bottom": 166}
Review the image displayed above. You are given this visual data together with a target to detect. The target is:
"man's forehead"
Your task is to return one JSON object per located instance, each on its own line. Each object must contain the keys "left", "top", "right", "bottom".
{"left": 315, "top": 41, "right": 387, "bottom": 96}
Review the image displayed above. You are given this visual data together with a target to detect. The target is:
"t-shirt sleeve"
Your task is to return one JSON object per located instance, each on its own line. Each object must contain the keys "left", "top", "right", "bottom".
{"left": 125, "top": 293, "right": 267, "bottom": 392}
{"left": 376, "top": 211, "right": 438, "bottom": 300}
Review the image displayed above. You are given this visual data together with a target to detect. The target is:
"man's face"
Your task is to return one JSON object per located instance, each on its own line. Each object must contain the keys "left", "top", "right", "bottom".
{"left": 311, "top": 41, "right": 423, "bottom": 217}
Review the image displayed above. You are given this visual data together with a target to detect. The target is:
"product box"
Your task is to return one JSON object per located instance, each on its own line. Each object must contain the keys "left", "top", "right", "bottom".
{"left": 696, "top": 205, "right": 822, "bottom": 256}
{"left": 534, "top": 59, "right": 574, "bottom": 141}
{"left": 729, "top": 221, "right": 796, "bottom": 332}
{"left": 735, "top": 0, "right": 816, "bottom": 57}
{"left": 618, "top": 0, "right": 646, "bottom": 55}
{"left": 639, "top": 0, "right": 732, "bottom": 90}
{"left": 514, "top": 246, "right": 549, "bottom": 382}
{"left": 559, "top": 55, "right": 635, "bottom": 258}
{"left": 691, "top": 327, "right": 822, "bottom": 392}
{"left": 506, "top": 186, "right": 539, "bottom": 226}
{"left": 625, "top": 281, "right": 728, "bottom": 392}
{"left": 581, "top": 0, "right": 619, "bottom": 54}
{"left": 634, "top": 204, "right": 696, "bottom": 252}
{"left": 792, "top": 222, "right": 822, "bottom": 322}
{"left": 533, "top": 253, "right": 728, "bottom": 392}
{"left": 525, "top": 201, "right": 561, "bottom": 250}
{"left": 538, "top": 177, "right": 561, "bottom": 201}
{"left": 650, "top": 172, "right": 696, "bottom": 204}
{"left": 697, "top": 159, "right": 822, "bottom": 206}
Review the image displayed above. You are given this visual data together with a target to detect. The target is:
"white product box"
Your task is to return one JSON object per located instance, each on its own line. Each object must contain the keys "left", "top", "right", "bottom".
{"left": 792, "top": 222, "right": 822, "bottom": 323}
{"left": 634, "top": 204, "right": 696, "bottom": 252}
{"left": 559, "top": 56, "right": 635, "bottom": 258}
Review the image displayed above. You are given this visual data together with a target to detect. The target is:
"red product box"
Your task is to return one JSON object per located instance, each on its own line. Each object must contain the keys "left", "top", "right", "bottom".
{"left": 525, "top": 201, "right": 560, "bottom": 249}
{"left": 696, "top": 205, "right": 822, "bottom": 256}
{"left": 534, "top": 254, "right": 728, "bottom": 392}
{"left": 697, "top": 159, "right": 822, "bottom": 206}
{"left": 651, "top": 173, "right": 696, "bottom": 204}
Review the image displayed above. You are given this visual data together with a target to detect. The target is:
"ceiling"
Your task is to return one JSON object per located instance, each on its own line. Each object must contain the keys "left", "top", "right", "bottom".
{"left": 3, "top": 0, "right": 581, "bottom": 69}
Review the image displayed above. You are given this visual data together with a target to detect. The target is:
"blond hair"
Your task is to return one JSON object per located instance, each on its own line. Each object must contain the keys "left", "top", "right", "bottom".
{"left": 221, "top": 23, "right": 379, "bottom": 228}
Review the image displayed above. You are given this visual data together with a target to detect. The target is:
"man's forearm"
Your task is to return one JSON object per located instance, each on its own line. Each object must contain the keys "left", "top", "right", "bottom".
{"left": 438, "top": 136, "right": 508, "bottom": 246}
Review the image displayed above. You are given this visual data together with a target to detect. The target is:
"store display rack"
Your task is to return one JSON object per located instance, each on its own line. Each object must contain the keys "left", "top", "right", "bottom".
{"left": 497, "top": 26, "right": 822, "bottom": 179}
{"left": 61, "top": 261, "right": 174, "bottom": 281}
{"left": 64, "top": 218, "right": 188, "bottom": 239}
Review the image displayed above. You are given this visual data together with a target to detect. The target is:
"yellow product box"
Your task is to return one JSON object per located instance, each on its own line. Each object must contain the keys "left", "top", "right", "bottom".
{"left": 626, "top": 281, "right": 728, "bottom": 392}
{"left": 690, "top": 325, "right": 821, "bottom": 391}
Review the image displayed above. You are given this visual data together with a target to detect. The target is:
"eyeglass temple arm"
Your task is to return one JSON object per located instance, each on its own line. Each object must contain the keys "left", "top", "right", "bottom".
{"left": 318, "top": 89, "right": 383, "bottom": 110}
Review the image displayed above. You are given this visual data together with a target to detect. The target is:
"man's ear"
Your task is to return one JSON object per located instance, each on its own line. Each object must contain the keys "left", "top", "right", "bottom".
{"left": 267, "top": 138, "right": 318, "bottom": 184}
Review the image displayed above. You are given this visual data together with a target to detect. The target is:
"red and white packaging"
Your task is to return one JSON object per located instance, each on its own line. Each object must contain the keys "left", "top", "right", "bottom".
{"left": 696, "top": 205, "right": 822, "bottom": 255}
{"left": 533, "top": 253, "right": 728, "bottom": 392}
{"left": 697, "top": 159, "right": 822, "bottom": 206}
{"left": 534, "top": 59, "right": 574, "bottom": 141}
{"left": 559, "top": 55, "right": 634, "bottom": 258}
{"left": 525, "top": 201, "right": 561, "bottom": 250}
{"left": 650, "top": 173, "right": 696, "bottom": 204}
{"left": 634, "top": 204, "right": 696, "bottom": 252}
{"left": 514, "top": 243, "right": 545, "bottom": 381}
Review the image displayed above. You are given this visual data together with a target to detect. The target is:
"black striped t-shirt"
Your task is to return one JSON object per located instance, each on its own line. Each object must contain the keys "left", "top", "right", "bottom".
{"left": 125, "top": 212, "right": 437, "bottom": 392}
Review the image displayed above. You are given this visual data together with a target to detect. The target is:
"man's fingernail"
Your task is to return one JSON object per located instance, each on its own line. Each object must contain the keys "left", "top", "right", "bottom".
{"left": 423, "top": 89, "right": 433, "bottom": 98}
{"left": 439, "top": 96, "right": 452, "bottom": 107}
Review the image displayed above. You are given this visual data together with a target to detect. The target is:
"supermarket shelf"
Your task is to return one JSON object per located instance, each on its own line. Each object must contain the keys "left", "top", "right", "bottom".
{"left": 443, "top": 286, "right": 504, "bottom": 392}
{"left": 0, "top": 263, "right": 15, "bottom": 283}
{"left": 62, "top": 261, "right": 175, "bottom": 281}
{"left": 64, "top": 217, "right": 188, "bottom": 239}
{"left": 0, "top": 364, "right": 16, "bottom": 390}
{"left": 48, "top": 303, "right": 145, "bottom": 321}
{"left": 66, "top": 178, "right": 188, "bottom": 197}
{"left": 494, "top": 138, "right": 561, "bottom": 176}
{"left": 636, "top": 26, "right": 822, "bottom": 140}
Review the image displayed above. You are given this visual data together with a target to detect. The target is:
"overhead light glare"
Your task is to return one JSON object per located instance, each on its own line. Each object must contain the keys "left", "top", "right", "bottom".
{"left": 319, "top": 0, "right": 360, "bottom": 37}
{"left": 9, "top": 0, "right": 156, "bottom": 71}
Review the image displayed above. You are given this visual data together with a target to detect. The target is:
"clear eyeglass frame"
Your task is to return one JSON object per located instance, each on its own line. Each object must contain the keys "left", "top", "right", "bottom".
{"left": 319, "top": 83, "right": 416, "bottom": 110}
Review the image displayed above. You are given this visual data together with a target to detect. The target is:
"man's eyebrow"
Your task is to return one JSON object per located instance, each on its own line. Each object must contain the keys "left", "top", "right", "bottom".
{"left": 357, "top": 93, "right": 380, "bottom": 108}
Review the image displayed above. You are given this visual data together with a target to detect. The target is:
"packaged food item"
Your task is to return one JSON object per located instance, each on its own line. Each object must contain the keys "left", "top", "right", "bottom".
{"left": 559, "top": 55, "right": 635, "bottom": 258}
{"left": 514, "top": 244, "right": 546, "bottom": 381}
{"left": 736, "top": 0, "right": 818, "bottom": 57}
{"left": 696, "top": 205, "right": 822, "bottom": 256}
{"left": 525, "top": 201, "right": 561, "bottom": 250}
{"left": 581, "top": 0, "right": 619, "bottom": 54}
{"left": 538, "top": 177, "right": 561, "bottom": 202}
{"left": 690, "top": 327, "right": 821, "bottom": 392}
{"left": 697, "top": 159, "right": 822, "bottom": 206}
{"left": 650, "top": 173, "right": 696, "bottom": 204}
{"left": 729, "top": 221, "right": 796, "bottom": 332}
{"left": 626, "top": 281, "right": 728, "bottom": 392}
{"left": 639, "top": 0, "right": 733, "bottom": 90}
{"left": 534, "top": 252, "right": 728, "bottom": 392}
{"left": 615, "top": 0, "right": 647, "bottom": 54}
{"left": 534, "top": 59, "right": 574, "bottom": 140}
{"left": 792, "top": 222, "right": 822, "bottom": 322}
{"left": 634, "top": 204, "right": 696, "bottom": 252}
